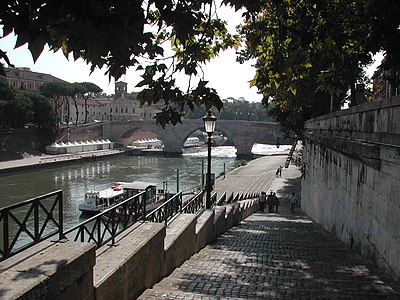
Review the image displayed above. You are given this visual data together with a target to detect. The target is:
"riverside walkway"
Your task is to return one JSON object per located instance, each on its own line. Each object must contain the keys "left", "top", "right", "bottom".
{"left": 139, "top": 154, "right": 399, "bottom": 299}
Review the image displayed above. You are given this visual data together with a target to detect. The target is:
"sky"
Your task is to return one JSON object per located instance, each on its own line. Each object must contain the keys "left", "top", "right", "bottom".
{"left": 0, "top": 5, "right": 263, "bottom": 102}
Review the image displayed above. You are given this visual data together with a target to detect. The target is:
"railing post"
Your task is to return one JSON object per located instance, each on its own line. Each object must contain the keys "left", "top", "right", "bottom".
{"left": 58, "top": 192, "right": 64, "bottom": 240}
{"left": 111, "top": 210, "right": 116, "bottom": 246}
{"left": 3, "top": 211, "right": 9, "bottom": 258}
{"left": 143, "top": 190, "right": 147, "bottom": 221}
{"left": 179, "top": 193, "right": 182, "bottom": 214}
{"left": 34, "top": 200, "right": 39, "bottom": 242}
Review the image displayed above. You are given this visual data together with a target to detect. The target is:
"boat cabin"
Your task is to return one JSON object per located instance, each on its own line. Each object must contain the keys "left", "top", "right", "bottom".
{"left": 117, "top": 181, "right": 158, "bottom": 203}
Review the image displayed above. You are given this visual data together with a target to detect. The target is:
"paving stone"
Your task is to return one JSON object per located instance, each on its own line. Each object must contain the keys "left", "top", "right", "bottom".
{"left": 138, "top": 209, "right": 399, "bottom": 300}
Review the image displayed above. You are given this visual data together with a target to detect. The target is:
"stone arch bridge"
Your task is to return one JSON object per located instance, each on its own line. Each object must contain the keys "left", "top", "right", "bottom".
{"left": 103, "top": 119, "right": 283, "bottom": 156}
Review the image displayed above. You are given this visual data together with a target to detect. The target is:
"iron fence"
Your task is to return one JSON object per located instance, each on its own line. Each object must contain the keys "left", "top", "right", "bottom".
{"left": 0, "top": 186, "right": 260, "bottom": 260}
{"left": 182, "top": 190, "right": 205, "bottom": 213}
{"left": 215, "top": 192, "right": 226, "bottom": 207}
{"left": 64, "top": 190, "right": 147, "bottom": 247}
{"left": 0, "top": 190, "right": 63, "bottom": 261}
{"left": 146, "top": 192, "right": 183, "bottom": 225}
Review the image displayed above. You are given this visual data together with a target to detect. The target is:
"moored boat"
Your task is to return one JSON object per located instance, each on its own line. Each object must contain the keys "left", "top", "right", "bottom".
{"left": 79, "top": 181, "right": 158, "bottom": 214}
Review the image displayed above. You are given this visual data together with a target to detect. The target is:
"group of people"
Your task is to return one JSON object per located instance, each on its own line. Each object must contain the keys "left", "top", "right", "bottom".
{"left": 259, "top": 191, "right": 297, "bottom": 213}
{"left": 258, "top": 191, "right": 280, "bottom": 213}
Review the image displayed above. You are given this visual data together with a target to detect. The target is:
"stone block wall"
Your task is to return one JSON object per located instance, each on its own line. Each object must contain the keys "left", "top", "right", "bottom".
{"left": 302, "top": 96, "right": 400, "bottom": 281}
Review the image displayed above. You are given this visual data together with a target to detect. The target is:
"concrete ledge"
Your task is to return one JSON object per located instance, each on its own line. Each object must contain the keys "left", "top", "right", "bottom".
{"left": 225, "top": 205, "right": 234, "bottom": 230}
{"left": 94, "top": 222, "right": 165, "bottom": 300}
{"left": 0, "top": 240, "right": 96, "bottom": 300}
{"left": 250, "top": 199, "right": 258, "bottom": 214}
{"left": 214, "top": 206, "right": 227, "bottom": 237}
{"left": 164, "top": 214, "right": 197, "bottom": 276}
{"left": 238, "top": 200, "right": 249, "bottom": 220}
{"left": 195, "top": 210, "right": 215, "bottom": 253}
{"left": 231, "top": 202, "right": 241, "bottom": 226}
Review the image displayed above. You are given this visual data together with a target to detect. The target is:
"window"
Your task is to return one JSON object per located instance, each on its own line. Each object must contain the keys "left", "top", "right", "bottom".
{"left": 133, "top": 108, "right": 135, "bottom": 113}
{"left": 125, "top": 108, "right": 128, "bottom": 113}
{"left": 110, "top": 108, "right": 112, "bottom": 113}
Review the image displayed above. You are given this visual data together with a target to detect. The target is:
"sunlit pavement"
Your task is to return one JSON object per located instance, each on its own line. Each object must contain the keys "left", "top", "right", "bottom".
{"left": 138, "top": 157, "right": 400, "bottom": 299}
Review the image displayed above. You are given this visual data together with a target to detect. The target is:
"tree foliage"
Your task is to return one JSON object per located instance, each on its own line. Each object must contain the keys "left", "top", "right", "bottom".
{"left": 2, "top": 0, "right": 400, "bottom": 134}
{"left": 0, "top": 0, "right": 240, "bottom": 127}
{"left": 235, "top": 0, "right": 377, "bottom": 135}
{"left": 0, "top": 77, "right": 55, "bottom": 131}
{"left": 39, "top": 81, "right": 73, "bottom": 126}
{"left": 185, "top": 96, "right": 275, "bottom": 122}
{"left": 73, "top": 82, "right": 102, "bottom": 123}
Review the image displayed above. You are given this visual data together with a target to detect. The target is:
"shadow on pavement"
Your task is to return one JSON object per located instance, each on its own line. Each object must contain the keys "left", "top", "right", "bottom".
{"left": 173, "top": 211, "right": 399, "bottom": 299}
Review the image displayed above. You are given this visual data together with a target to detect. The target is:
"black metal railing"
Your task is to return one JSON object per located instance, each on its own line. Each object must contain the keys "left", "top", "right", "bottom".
{"left": 64, "top": 190, "right": 147, "bottom": 248}
{"left": 182, "top": 190, "right": 205, "bottom": 213}
{"left": 209, "top": 192, "right": 218, "bottom": 208}
{"left": 0, "top": 190, "right": 63, "bottom": 261}
{"left": 0, "top": 186, "right": 260, "bottom": 260}
{"left": 146, "top": 192, "right": 183, "bottom": 225}
{"left": 215, "top": 192, "right": 226, "bottom": 207}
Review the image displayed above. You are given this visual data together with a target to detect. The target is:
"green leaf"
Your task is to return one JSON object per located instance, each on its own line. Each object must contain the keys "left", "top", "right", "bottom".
{"left": 28, "top": 37, "right": 46, "bottom": 63}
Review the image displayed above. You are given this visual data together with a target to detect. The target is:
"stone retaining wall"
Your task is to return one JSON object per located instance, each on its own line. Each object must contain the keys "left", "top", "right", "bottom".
{"left": 302, "top": 96, "right": 400, "bottom": 281}
{"left": 1, "top": 199, "right": 259, "bottom": 299}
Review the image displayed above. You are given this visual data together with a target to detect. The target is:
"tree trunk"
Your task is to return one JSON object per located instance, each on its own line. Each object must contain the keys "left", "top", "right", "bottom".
{"left": 73, "top": 98, "right": 79, "bottom": 126}
{"left": 84, "top": 97, "right": 88, "bottom": 123}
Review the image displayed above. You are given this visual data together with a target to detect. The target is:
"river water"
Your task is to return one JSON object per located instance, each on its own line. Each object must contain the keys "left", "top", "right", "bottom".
{"left": 0, "top": 144, "right": 290, "bottom": 230}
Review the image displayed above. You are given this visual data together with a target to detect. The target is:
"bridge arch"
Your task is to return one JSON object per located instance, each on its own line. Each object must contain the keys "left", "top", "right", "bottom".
{"left": 103, "top": 119, "right": 282, "bottom": 156}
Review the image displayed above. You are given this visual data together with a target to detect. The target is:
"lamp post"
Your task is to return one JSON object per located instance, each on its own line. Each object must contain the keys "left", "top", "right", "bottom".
{"left": 202, "top": 109, "right": 217, "bottom": 209}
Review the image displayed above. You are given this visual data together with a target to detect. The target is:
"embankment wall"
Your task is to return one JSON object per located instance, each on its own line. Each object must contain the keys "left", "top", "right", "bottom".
{"left": 302, "top": 96, "right": 400, "bottom": 281}
{"left": 1, "top": 199, "right": 259, "bottom": 300}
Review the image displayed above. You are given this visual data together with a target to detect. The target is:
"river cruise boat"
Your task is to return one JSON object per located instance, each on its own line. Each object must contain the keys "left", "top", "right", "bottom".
{"left": 79, "top": 181, "right": 157, "bottom": 214}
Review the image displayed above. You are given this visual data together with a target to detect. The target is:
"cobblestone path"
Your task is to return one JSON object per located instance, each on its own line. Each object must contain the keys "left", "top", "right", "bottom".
{"left": 139, "top": 210, "right": 399, "bottom": 299}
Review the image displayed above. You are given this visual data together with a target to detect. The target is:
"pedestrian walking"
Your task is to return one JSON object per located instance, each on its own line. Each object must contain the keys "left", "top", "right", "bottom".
{"left": 278, "top": 166, "right": 283, "bottom": 177}
{"left": 275, "top": 168, "right": 280, "bottom": 177}
{"left": 288, "top": 192, "right": 297, "bottom": 213}
{"left": 267, "top": 191, "right": 274, "bottom": 213}
{"left": 259, "top": 191, "right": 267, "bottom": 212}
{"left": 273, "top": 192, "right": 280, "bottom": 212}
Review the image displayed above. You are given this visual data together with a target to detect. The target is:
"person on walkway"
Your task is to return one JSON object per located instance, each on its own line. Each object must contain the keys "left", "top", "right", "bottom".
{"left": 275, "top": 168, "right": 280, "bottom": 177}
{"left": 273, "top": 192, "right": 280, "bottom": 212}
{"left": 267, "top": 191, "right": 274, "bottom": 213}
{"left": 259, "top": 191, "right": 267, "bottom": 212}
{"left": 278, "top": 166, "right": 283, "bottom": 177}
{"left": 288, "top": 192, "right": 297, "bottom": 213}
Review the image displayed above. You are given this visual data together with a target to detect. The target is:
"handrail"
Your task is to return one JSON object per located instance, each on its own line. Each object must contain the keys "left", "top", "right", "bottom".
{"left": 146, "top": 192, "right": 183, "bottom": 225}
{"left": 215, "top": 192, "right": 226, "bottom": 207}
{"left": 181, "top": 185, "right": 202, "bottom": 195}
{"left": 0, "top": 190, "right": 63, "bottom": 261}
{"left": 64, "top": 190, "right": 147, "bottom": 247}
{"left": 182, "top": 190, "right": 205, "bottom": 213}
{"left": 209, "top": 192, "right": 217, "bottom": 208}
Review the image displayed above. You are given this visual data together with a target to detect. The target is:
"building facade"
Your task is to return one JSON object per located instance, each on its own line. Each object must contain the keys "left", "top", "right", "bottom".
{"left": 4, "top": 67, "right": 65, "bottom": 91}
{"left": 3, "top": 67, "right": 162, "bottom": 124}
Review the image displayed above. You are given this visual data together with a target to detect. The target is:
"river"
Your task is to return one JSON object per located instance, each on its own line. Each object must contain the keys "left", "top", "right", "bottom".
{"left": 0, "top": 144, "right": 290, "bottom": 230}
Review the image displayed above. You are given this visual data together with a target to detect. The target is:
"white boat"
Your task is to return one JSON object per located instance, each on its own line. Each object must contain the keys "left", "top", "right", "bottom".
{"left": 184, "top": 137, "right": 200, "bottom": 148}
{"left": 79, "top": 181, "right": 157, "bottom": 214}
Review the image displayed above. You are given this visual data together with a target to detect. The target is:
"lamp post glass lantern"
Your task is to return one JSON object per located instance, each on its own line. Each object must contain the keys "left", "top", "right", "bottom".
{"left": 202, "top": 110, "right": 217, "bottom": 209}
